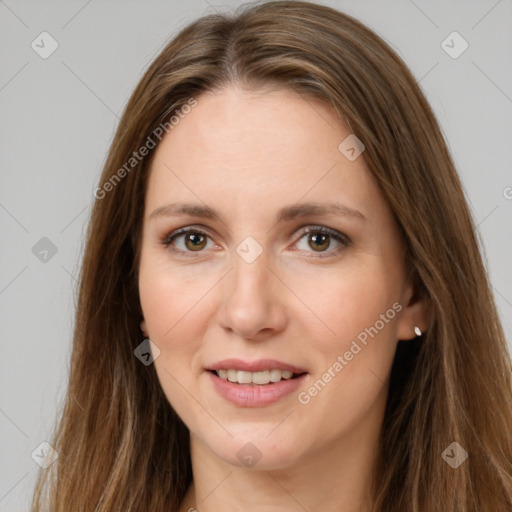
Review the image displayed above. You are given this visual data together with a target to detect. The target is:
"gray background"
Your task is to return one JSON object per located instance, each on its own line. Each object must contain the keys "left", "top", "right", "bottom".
{"left": 1, "top": 0, "right": 511, "bottom": 509}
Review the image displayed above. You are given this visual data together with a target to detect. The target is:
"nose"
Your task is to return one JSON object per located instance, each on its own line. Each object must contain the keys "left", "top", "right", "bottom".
{"left": 217, "top": 247, "right": 288, "bottom": 341}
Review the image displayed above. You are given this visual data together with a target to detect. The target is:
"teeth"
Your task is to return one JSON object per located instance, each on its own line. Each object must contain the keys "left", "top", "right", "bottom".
{"left": 237, "top": 370, "right": 253, "bottom": 384}
{"left": 269, "top": 369, "right": 282, "bottom": 382}
{"left": 252, "top": 370, "right": 270, "bottom": 384}
{"left": 215, "top": 368, "right": 296, "bottom": 385}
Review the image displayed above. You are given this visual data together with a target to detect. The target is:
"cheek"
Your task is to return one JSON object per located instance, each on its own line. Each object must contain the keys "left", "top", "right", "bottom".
{"left": 289, "top": 260, "right": 401, "bottom": 421}
{"left": 287, "top": 257, "right": 401, "bottom": 350}
{"left": 138, "top": 258, "right": 214, "bottom": 343}
{"left": 138, "top": 259, "right": 216, "bottom": 405}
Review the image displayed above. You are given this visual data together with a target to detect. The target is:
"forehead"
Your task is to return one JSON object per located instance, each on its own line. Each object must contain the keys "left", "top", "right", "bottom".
{"left": 144, "top": 86, "right": 384, "bottom": 224}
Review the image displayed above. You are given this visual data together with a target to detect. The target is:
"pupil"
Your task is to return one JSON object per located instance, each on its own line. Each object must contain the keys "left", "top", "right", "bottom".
{"left": 186, "top": 233, "right": 206, "bottom": 250}
{"left": 310, "top": 233, "right": 329, "bottom": 251}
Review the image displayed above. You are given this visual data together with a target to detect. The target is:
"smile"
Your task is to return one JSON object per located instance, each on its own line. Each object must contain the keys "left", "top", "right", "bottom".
{"left": 205, "top": 358, "right": 308, "bottom": 407}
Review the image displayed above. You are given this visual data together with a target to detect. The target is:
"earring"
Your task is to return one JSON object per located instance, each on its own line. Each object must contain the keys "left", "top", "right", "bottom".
{"left": 414, "top": 326, "right": 422, "bottom": 337}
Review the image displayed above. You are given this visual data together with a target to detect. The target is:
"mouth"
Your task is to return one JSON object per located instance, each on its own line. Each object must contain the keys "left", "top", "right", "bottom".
{"left": 205, "top": 359, "right": 309, "bottom": 407}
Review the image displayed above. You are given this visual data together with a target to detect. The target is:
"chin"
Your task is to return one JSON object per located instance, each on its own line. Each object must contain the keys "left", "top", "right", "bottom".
{"left": 202, "top": 432, "right": 303, "bottom": 470}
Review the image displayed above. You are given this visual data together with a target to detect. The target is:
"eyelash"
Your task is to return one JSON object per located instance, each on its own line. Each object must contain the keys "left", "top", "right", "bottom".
{"left": 162, "top": 225, "right": 351, "bottom": 259}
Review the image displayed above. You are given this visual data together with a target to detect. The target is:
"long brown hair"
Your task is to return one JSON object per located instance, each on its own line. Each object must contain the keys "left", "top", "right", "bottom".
{"left": 30, "top": 1, "right": 512, "bottom": 510}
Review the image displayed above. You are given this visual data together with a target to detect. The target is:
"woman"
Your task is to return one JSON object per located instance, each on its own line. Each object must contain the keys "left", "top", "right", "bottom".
{"left": 30, "top": 1, "right": 512, "bottom": 510}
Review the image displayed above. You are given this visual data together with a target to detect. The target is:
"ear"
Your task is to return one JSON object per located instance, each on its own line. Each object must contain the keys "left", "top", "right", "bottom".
{"left": 396, "top": 271, "right": 430, "bottom": 340}
{"left": 140, "top": 319, "right": 149, "bottom": 338}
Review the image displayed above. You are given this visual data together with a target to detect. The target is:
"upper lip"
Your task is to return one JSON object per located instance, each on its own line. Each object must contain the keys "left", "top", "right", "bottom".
{"left": 206, "top": 358, "right": 308, "bottom": 374}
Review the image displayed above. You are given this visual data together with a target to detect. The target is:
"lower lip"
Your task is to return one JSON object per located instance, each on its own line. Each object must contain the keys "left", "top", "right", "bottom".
{"left": 207, "top": 371, "right": 307, "bottom": 407}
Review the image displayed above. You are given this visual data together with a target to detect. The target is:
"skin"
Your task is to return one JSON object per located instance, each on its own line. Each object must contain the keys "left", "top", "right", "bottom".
{"left": 138, "top": 86, "right": 428, "bottom": 512}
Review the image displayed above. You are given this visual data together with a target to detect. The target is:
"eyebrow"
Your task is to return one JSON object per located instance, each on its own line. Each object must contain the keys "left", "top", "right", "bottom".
{"left": 149, "top": 201, "right": 367, "bottom": 223}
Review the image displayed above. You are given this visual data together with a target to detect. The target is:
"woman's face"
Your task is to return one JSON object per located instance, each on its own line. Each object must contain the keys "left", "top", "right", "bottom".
{"left": 138, "top": 86, "right": 421, "bottom": 469}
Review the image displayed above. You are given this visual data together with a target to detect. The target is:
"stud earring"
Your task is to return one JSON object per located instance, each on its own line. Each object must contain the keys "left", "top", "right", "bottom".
{"left": 414, "top": 326, "right": 422, "bottom": 337}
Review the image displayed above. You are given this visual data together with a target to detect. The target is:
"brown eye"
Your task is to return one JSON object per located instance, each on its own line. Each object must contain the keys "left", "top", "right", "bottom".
{"left": 308, "top": 232, "right": 330, "bottom": 252}
{"left": 163, "top": 228, "right": 212, "bottom": 254}
{"left": 294, "top": 226, "right": 350, "bottom": 257}
{"left": 184, "top": 232, "right": 207, "bottom": 251}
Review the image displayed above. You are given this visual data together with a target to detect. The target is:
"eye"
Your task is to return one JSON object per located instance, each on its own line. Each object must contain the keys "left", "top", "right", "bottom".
{"left": 292, "top": 226, "right": 351, "bottom": 257}
{"left": 162, "top": 227, "right": 216, "bottom": 255}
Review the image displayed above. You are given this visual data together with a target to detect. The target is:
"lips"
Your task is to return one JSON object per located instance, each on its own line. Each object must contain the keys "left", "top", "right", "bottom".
{"left": 205, "top": 358, "right": 309, "bottom": 407}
